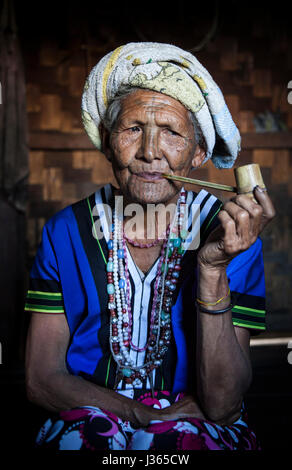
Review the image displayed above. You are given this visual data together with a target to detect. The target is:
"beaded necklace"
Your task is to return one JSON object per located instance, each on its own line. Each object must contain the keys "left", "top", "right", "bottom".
{"left": 106, "top": 189, "right": 187, "bottom": 389}
{"left": 123, "top": 230, "right": 167, "bottom": 248}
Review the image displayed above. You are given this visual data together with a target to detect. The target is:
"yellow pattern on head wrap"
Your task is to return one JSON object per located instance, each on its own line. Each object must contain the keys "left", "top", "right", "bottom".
{"left": 102, "top": 46, "right": 124, "bottom": 107}
{"left": 180, "top": 57, "right": 191, "bottom": 69}
{"left": 193, "top": 74, "right": 207, "bottom": 91}
{"left": 129, "top": 62, "right": 204, "bottom": 113}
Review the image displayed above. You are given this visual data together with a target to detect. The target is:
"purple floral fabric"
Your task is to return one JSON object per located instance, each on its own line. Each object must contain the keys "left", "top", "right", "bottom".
{"left": 35, "top": 390, "right": 260, "bottom": 450}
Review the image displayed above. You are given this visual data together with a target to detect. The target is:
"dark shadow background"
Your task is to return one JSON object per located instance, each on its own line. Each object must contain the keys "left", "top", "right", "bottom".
{"left": 0, "top": 0, "right": 292, "bottom": 453}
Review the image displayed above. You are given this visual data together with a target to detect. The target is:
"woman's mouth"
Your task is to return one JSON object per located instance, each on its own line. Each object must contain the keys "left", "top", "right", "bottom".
{"left": 134, "top": 172, "right": 165, "bottom": 181}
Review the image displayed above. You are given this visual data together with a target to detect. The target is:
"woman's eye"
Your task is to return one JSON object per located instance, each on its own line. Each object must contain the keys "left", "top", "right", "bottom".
{"left": 129, "top": 126, "right": 141, "bottom": 132}
{"left": 167, "top": 129, "right": 179, "bottom": 136}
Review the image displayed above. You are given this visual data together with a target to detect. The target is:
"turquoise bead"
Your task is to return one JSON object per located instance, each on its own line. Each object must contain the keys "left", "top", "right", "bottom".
{"left": 161, "top": 311, "right": 170, "bottom": 320}
{"left": 107, "top": 261, "right": 113, "bottom": 272}
{"left": 180, "top": 229, "right": 188, "bottom": 239}
{"left": 122, "top": 368, "right": 132, "bottom": 377}
{"left": 178, "top": 244, "right": 184, "bottom": 254}
{"left": 107, "top": 283, "right": 115, "bottom": 295}
{"left": 173, "top": 237, "right": 181, "bottom": 247}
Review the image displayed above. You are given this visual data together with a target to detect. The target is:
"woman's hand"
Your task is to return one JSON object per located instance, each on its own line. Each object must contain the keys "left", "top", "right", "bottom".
{"left": 154, "top": 395, "right": 205, "bottom": 422}
{"left": 198, "top": 187, "right": 276, "bottom": 269}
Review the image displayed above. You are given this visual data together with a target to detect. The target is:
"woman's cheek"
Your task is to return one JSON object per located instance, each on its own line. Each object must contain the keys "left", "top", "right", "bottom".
{"left": 160, "top": 136, "right": 191, "bottom": 159}
{"left": 111, "top": 139, "right": 136, "bottom": 168}
{"left": 160, "top": 145, "right": 189, "bottom": 171}
{"left": 116, "top": 132, "right": 140, "bottom": 150}
{"left": 112, "top": 167, "right": 130, "bottom": 190}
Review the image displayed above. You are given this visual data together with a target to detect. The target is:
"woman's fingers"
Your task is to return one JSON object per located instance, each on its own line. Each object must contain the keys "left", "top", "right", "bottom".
{"left": 199, "top": 186, "right": 276, "bottom": 266}
{"left": 223, "top": 187, "right": 276, "bottom": 245}
{"left": 217, "top": 209, "right": 241, "bottom": 255}
{"left": 222, "top": 200, "right": 251, "bottom": 243}
{"left": 158, "top": 396, "right": 206, "bottom": 421}
{"left": 228, "top": 195, "right": 263, "bottom": 240}
{"left": 253, "top": 186, "right": 276, "bottom": 229}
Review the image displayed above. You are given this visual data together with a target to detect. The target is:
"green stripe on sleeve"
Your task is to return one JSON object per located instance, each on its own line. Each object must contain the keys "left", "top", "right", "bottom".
{"left": 25, "top": 307, "right": 65, "bottom": 313}
{"left": 232, "top": 319, "right": 266, "bottom": 330}
{"left": 232, "top": 305, "right": 265, "bottom": 316}
{"left": 25, "top": 303, "right": 65, "bottom": 313}
{"left": 27, "top": 290, "right": 63, "bottom": 300}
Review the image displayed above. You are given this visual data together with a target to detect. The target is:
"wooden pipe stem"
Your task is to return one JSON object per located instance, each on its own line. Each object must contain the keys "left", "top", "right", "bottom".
{"left": 162, "top": 174, "right": 237, "bottom": 192}
{"left": 163, "top": 164, "right": 266, "bottom": 196}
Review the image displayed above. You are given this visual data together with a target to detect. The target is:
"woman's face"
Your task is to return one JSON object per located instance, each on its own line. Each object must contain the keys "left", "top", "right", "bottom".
{"left": 103, "top": 89, "right": 205, "bottom": 205}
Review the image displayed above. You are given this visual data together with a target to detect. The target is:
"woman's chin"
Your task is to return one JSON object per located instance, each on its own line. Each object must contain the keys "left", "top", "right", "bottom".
{"left": 129, "top": 186, "right": 177, "bottom": 206}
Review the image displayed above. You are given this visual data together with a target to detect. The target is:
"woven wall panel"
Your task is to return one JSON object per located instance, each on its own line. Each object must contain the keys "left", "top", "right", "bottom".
{"left": 39, "top": 40, "right": 61, "bottom": 67}
{"left": 26, "top": 84, "right": 41, "bottom": 113}
{"left": 219, "top": 39, "right": 238, "bottom": 72}
{"left": 68, "top": 66, "right": 85, "bottom": 97}
{"left": 40, "top": 95, "right": 62, "bottom": 130}
{"left": 238, "top": 111, "right": 255, "bottom": 133}
{"left": 252, "top": 69, "right": 272, "bottom": 98}
{"left": 271, "top": 150, "right": 290, "bottom": 184}
{"left": 29, "top": 151, "right": 44, "bottom": 185}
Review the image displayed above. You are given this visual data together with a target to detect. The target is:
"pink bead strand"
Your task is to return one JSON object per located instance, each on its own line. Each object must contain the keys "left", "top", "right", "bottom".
{"left": 107, "top": 188, "right": 187, "bottom": 386}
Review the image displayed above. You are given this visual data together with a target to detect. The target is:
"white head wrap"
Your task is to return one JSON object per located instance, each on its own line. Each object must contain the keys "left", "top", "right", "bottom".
{"left": 81, "top": 42, "right": 241, "bottom": 168}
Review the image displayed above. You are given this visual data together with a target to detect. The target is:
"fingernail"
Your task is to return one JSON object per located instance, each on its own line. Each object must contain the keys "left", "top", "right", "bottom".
{"left": 255, "top": 185, "right": 267, "bottom": 193}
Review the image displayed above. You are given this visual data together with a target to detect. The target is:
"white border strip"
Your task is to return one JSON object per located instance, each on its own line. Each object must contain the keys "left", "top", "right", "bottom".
{"left": 250, "top": 337, "right": 292, "bottom": 347}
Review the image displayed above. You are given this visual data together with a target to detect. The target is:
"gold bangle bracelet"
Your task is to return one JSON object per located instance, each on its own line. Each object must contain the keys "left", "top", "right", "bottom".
{"left": 196, "top": 287, "right": 230, "bottom": 307}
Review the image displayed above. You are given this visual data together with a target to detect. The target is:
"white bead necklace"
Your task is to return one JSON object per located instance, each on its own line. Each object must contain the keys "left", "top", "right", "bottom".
{"left": 108, "top": 189, "right": 187, "bottom": 389}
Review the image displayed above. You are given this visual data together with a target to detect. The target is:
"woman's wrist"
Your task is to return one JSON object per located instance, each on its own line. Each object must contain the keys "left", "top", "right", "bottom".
{"left": 197, "top": 256, "right": 228, "bottom": 274}
{"left": 197, "top": 262, "right": 230, "bottom": 306}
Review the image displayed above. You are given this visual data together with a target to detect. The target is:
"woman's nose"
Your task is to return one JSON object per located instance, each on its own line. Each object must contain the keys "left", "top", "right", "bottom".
{"left": 142, "top": 127, "right": 161, "bottom": 162}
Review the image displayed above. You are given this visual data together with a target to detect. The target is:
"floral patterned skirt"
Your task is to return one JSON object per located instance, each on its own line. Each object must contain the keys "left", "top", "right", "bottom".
{"left": 35, "top": 390, "right": 260, "bottom": 451}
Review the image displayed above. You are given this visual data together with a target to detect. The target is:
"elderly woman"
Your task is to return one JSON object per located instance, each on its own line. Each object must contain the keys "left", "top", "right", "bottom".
{"left": 25, "top": 43, "right": 275, "bottom": 451}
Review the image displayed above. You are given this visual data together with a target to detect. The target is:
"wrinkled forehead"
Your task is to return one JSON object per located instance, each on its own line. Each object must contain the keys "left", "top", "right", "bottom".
{"left": 117, "top": 88, "right": 193, "bottom": 127}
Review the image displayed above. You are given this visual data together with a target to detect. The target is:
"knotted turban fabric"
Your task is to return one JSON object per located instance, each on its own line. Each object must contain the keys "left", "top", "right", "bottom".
{"left": 81, "top": 42, "right": 241, "bottom": 169}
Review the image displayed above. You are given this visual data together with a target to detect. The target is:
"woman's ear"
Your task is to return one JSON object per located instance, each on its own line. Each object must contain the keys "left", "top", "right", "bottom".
{"left": 191, "top": 145, "right": 206, "bottom": 169}
{"left": 99, "top": 123, "right": 112, "bottom": 162}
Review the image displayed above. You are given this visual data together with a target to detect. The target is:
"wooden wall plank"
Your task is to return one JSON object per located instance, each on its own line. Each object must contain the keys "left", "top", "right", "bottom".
{"left": 40, "top": 95, "right": 62, "bottom": 130}
{"left": 252, "top": 69, "right": 272, "bottom": 98}
{"left": 29, "top": 151, "right": 44, "bottom": 184}
{"left": 271, "top": 150, "right": 290, "bottom": 184}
